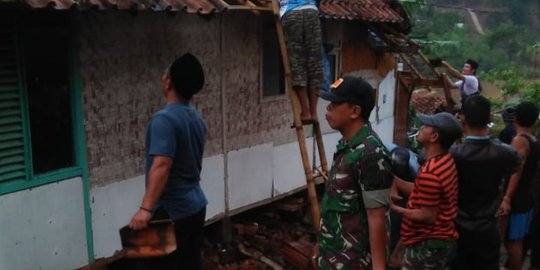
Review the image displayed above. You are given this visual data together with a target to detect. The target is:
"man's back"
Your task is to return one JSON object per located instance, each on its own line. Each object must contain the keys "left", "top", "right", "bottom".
{"left": 145, "top": 103, "right": 207, "bottom": 220}
{"left": 450, "top": 138, "right": 520, "bottom": 230}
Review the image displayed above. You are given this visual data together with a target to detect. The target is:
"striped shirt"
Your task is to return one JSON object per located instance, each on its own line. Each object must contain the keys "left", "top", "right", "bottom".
{"left": 401, "top": 153, "right": 459, "bottom": 245}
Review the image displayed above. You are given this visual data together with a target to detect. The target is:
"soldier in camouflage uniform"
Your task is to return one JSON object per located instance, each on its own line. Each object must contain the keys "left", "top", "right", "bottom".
{"left": 318, "top": 76, "right": 393, "bottom": 270}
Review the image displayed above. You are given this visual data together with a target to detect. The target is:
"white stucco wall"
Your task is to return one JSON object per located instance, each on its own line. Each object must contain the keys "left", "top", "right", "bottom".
{"left": 0, "top": 178, "right": 88, "bottom": 270}
{"left": 90, "top": 154, "right": 225, "bottom": 259}
{"left": 370, "top": 70, "right": 396, "bottom": 144}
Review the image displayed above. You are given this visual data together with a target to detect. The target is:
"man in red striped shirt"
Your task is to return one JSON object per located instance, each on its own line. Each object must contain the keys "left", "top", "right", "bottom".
{"left": 391, "top": 112, "right": 462, "bottom": 269}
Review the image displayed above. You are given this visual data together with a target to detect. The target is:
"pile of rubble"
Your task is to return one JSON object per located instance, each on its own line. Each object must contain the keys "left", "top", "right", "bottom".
{"left": 202, "top": 196, "right": 318, "bottom": 270}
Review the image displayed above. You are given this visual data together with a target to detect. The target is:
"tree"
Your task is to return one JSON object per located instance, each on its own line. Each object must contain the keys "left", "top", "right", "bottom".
{"left": 398, "top": 0, "right": 426, "bottom": 18}
{"left": 482, "top": 68, "right": 540, "bottom": 109}
{"left": 484, "top": 21, "right": 535, "bottom": 64}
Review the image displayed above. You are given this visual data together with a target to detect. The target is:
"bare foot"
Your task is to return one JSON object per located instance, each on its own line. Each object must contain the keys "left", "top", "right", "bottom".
{"left": 300, "top": 112, "right": 311, "bottom": 123}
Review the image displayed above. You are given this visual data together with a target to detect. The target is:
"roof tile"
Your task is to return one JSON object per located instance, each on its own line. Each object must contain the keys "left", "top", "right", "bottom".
{"left": 5, "top": 0, "right": 403, "bottom": 22}
{"left": 319, "top": 0, "right": 403, "bottom": 22}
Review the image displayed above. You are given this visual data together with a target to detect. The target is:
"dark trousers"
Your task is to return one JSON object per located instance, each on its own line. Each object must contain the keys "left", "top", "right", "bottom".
{"left": 453, "top": 224, "right": 500, "bottom": 270}
{"left": 134, "top": 207, "right": 206, "bottom": 270}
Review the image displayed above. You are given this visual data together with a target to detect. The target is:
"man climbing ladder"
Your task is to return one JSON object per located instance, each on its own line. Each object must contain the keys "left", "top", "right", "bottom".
{"left": 279, "top": 0, "right": 324, "bottom": 123}
{"left": 272, "top": 0, "right": 328, "bottom": 231}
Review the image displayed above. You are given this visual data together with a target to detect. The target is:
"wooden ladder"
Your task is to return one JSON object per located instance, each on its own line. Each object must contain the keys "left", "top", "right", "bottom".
{"left": 271, "top": 0, "right": 329, "bottom": 232}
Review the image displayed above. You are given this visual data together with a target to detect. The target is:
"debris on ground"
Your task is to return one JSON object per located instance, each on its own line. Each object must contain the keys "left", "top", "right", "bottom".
{"left": 77, "top": 192, "right": 320, "bottom": 270}
{"left": 203, "top": 194, "right": 318, "bottom": 270}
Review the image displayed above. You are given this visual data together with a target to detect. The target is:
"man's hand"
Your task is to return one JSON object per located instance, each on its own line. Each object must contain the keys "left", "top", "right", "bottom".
{"left": 390, "top": 182, "right": 403, "bottom": 202}
{"left": 129, "top": 209, "right": 152, "bottom": 230}
{"left": 498, "top": 197, "right": 511, "bottom": 216}
{"left": 390, "top": 201, "right": 403, "bottom": 214}
{"left": 311, "top": 244, "right": 319, "bottom": 269}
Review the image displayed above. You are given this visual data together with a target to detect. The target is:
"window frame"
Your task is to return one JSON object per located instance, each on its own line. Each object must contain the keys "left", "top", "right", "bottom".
{"left": 0, "top": 13, "right": 85, "bottom": 195}
{"left": 259, "top": 14, "right": 288, "bottom": 103}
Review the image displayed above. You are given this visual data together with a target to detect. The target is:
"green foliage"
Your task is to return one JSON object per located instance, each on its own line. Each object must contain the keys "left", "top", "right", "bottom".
{"left": 484, "top": 21, "right": 535, "bottom": 64}
{"left": 410, "top": 4, "right": 538, "bottom": 75}
{"left": 482, "top": 68, "right": 540, "bottom": 109}
{"left": 522, "top": 82, "right": 540, "bottom": 106}
{"left": 481, "top": 68, "right": 526, "bottom": 98}
{"left": 509, "top": 1, "right": 531, "bottom": 25}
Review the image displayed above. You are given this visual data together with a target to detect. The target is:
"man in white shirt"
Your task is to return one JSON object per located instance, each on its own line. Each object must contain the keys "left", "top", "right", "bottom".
{"left": 442, "top": 59, "right": 481, "bottom": 107}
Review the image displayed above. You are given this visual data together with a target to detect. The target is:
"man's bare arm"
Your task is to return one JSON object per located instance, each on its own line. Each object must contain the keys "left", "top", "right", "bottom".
{"left": 391, "top": 204, "right": 439, "bottom": 225}
{"left": 129, "top": 156, "right": 173, "bottom": 230}
{"left": 499, "top": 136, "right": 528, "bottom": 215}
{"left": 442, "top": 61, "right": 465, "bottom": 80}
{"left": 367, "top": 207, "right": 388, "bottom": 270}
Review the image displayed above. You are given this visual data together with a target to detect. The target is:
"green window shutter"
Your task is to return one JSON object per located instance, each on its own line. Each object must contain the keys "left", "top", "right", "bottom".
{"left": 0, "top": 17, "right": 28, "bottom": 184}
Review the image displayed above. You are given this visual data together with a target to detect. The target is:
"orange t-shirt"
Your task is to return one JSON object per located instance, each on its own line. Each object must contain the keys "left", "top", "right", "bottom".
{"left": 401, "top": 153, "right": 459, "bottom": 245}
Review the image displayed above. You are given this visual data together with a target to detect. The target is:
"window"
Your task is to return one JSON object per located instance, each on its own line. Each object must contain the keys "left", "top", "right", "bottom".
{"left": 326, "top": 44, "right": 341, "bottom": 82}
{"left": 0, "top": 12, "right": 81, "bottom": 194}
{"left": 261, "top": 14, "right": 285, "bottom": 97}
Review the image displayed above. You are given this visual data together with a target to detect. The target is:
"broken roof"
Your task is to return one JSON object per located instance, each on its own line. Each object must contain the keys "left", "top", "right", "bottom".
{"left": 1, "top": 0, "right": 404, "bottom": 22}
{"left": 319, "top": 0, "right": 403, "bottom": 22}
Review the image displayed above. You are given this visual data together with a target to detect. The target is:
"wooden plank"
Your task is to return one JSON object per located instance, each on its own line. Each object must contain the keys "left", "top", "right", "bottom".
{"left": 0, "top": 170, "right": 25, "bottom": 183}
{"left": 0, "top": 132, "right": 23, "bottom": 142}
{"left": 0, "top": 100, "right": 20, "bottom": 109}
{"left": 400, "top": 53, "right": 423, "bottom": 80}
{"left": 0, "top": 121, "right": 22, "bottom": 130}
{"left": 0, "top": 144, "right": 24, "bottom": 153}
{"left": 442, "top": 74, "right": 456, "bottom": 111}
{"left": 0, "top": 85, "right": 18, "bottom": 92}
{"left": 0, "top": 155, "right": 24, "bottom": 166}
{"left": 0, "top": 163, "right": 25, "bottom": 175}
{"left": 0, "top": 109, "right": 21, "bottom": 118}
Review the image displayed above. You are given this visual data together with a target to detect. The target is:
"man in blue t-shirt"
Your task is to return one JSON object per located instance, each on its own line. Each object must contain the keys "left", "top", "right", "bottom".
{"left": 129, "top": 53, "right": 207, "bottom": 270}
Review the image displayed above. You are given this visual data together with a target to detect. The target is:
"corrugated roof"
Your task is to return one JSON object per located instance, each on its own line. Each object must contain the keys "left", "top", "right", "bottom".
{"left": 319, "top": 0, "right": 403, "bottom": 22}
{"left": 2, "top": 0, "right": 403, "bottom": 22}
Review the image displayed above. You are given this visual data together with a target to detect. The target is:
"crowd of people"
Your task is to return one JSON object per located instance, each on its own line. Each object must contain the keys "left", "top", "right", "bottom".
{"left": 120, "top": 1, "right": 539, "bottom": 269}
{"left": 317, "top": 71, "right": 540, "bottom": 270}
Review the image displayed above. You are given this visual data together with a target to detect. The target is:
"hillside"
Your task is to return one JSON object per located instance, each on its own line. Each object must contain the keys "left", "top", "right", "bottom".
{"left": 409, "top": 0, "right": 539, "bottom": 76}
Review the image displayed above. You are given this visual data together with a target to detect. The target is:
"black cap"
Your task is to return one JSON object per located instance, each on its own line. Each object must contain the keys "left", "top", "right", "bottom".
{"left": 169, "top": 53, "right": 205, "bottom": 99}
{"left": 318, "top": 76, "right": 374, "bottom": 105}
{"left": 502, "top": 107, "right": 516, "bottom": 123}
{"left": 418, "top": 112, "right": 463, "bottom": 141}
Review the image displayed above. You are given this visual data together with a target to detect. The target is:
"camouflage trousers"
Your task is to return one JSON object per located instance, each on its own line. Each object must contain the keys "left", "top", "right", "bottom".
{"left": 282, "top": 8, "right": 323, "bottom": 89}
{"left": 402, "top": 239, "right": 456, "bottom": 270}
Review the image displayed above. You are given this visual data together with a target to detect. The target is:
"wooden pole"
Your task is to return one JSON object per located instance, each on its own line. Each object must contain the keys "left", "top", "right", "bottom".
{"left": 442, "top": 74, "right": 456, "bottom": 111}
{"left": 271, "top": 0, "right": 320, "bottom": 232}
{"left": 314, "top": 121, "right": 328, "bottom": 180}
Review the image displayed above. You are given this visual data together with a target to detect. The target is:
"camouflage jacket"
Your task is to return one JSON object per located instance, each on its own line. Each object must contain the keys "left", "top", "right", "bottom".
{"left": 318, "top": 125, "right": 393, "bottom": 270}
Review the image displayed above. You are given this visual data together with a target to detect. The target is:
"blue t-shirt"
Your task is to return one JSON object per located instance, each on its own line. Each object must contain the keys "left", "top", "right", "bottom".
{"left": 145, "top": 103, "right": 208, "bottom": 220}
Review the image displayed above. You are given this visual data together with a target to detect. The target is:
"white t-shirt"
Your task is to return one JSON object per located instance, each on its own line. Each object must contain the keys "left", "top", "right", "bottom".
{"left": 454, "top": 75, "right": 479, "bottom": 96}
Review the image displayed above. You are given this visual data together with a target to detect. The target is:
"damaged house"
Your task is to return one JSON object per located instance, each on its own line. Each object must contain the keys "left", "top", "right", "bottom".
{"left": 0, "top": 0, "right": 410, "bottom": 268}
